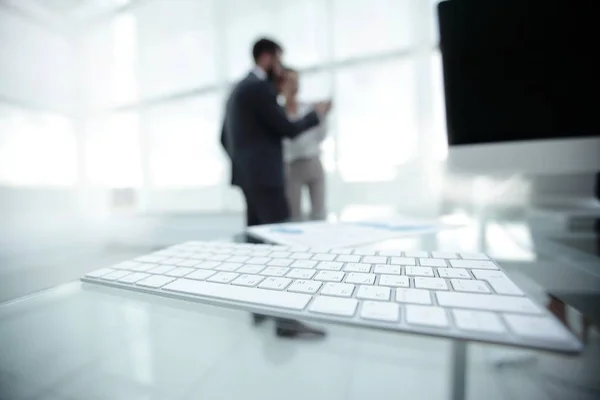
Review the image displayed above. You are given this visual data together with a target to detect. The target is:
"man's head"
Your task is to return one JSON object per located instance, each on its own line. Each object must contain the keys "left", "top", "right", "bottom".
{"left": 252, "top": 38, "right": 283, "bottom": 82}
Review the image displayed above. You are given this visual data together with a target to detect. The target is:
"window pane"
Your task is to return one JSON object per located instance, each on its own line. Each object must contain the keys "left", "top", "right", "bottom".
{"left": 223, "top": 0, "right": 275, "bottom": 81}
{"left": 84, "top": 112, "right": 142, "bottom": 188}
{"left": 273, "top": 0, "right": 329, "bottom": 68}
{"left": 332, "top": 0, "right": 414, "bottom": 60}
{"left": 136, "top": 0, "right": 217, "bottom": 98}
{"left": 224, "top": 0, "right": 328, "bottom": 80}
{"left": 0, "top": 104, "right": 76, "bottom": 186}
{"left": 334, "top": 59, "right": 418, "bottom": 182}
{"left": 144, "top": 93, "right": 224, "bottom": 187}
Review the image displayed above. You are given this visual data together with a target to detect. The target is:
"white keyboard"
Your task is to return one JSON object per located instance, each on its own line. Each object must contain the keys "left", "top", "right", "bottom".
{"left": 81, "top": 241, "right": 582, "bottom": 353}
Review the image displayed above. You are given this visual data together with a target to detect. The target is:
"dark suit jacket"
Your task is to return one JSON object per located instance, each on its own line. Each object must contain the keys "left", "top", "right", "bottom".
{"left": 220, "top": 72, "right": 320, "bottom": 189}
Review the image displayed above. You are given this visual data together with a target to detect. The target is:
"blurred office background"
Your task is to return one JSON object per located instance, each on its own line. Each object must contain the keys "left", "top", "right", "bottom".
{"left": 0, "top": 0, "right": 597, "bottom": 301}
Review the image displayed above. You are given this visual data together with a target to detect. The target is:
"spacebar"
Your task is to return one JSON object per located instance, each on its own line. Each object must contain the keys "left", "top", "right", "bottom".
{"left": 162, "top": 278, "right": 311, "bottom": 310}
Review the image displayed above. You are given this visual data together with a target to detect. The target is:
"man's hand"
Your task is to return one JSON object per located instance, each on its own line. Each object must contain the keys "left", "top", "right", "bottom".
{"left": 314, "top": 100, "right": 333, "bottom": 118}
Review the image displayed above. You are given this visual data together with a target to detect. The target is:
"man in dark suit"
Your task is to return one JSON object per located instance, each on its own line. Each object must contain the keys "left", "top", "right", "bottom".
{"left": 221, "top": 38, "right": 331, "bottom": 337}
{"left": 221, "top": 38, "right": 331, "bottom": 227}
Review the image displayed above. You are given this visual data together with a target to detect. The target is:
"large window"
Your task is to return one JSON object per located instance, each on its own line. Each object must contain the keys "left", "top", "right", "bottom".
{"left": 144, "top": 93, "right": 225, "bottom": 187}
{"left": 335, "top": 59, "right": 418, "bottom": 181}
{"left": 73, "top": 0, "right": 446, "bottom": 211}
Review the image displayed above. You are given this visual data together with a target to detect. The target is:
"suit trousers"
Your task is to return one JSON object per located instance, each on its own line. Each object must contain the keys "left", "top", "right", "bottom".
{"left": 242, "top": 186, "right": 290, "bottom": 228}
{"left": 285, "top": 156, "right": 326, "bottom": 221}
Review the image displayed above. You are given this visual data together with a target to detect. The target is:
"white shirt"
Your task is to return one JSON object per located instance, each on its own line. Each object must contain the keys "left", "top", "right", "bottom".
{"left": 283, "top": 102, "right": 327, "bottom": 163}
{"left": 251, "top": 66, "right": 267, "bottom": 81}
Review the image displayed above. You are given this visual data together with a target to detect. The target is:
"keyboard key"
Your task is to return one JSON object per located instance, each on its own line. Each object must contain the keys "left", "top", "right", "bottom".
{"left": 195, "top": 261, "right": 221, "bottom": 270}
{"left": 486, "top": 278, "right": 524, "bottom": 296}
{"left": 312, "top": 253, "right": 337, "bottom": 262}
{"left": 314, "top": 271, "right": 345, "bottom": 282}
{"left": 207, "top": 272, "right": 239, "bottom": 284}
{"left": 249, "top": 250, "right": 270, "bottom": 257}
{"left": 321, "top": 283, "right": 355, "bottom": 297}
{"left": 360, "top": 301, "right": 400, "bottom": 322}
{"left": 391, "top": 257, "right": 416, "bottom": 266}
{"left": 290, "top": 260, "right": 318, "bottom": 269}
{"left": 188, "top": 252, "right": 212, "bottom": 260}
{"left": 472, "top": 270, "right": 523, "bottom": 295}
{"left": 117, "top": 272, "right": 151, "bottom": 284}
{"left": 343, "top": 263, "right": 372, "bottom": 273}
{"left": 452, "top": 310, "right": 506, "bottom": 333}
{"left": 173, "top": 259, "right": 199, "bottom": 267}
{"left": 345, "top": 273, "right": 376, "bottom": 285}
{"left": 101, "top": 270, "right": 131, "bottom": 281}
{"left": 414, "top": 277, "right": 448, "bottom": 291}
{"left": 237, "top": 265, "right": 265, "bottom": 274}
{"left": 374, "top": 265, "right": 401, "bottom": 275}
{"left": 336, "top": 255, "right": 361, "bottom": 263}
{"left": 207, "top": 254, "right": 230, "bottom": 261}
{"left": 450, "top": 279, "right": 490, "bottom": 293}
{"left": 460, "top": 252, "right": 489, "bottom": 260}
{"left": 405, "top": 267, "right": 434, "bottom": 277}
{"left": 378, "top": 275, "right": 409, "bottom": 287}
{"left": 288, "top": 280, "right": 322, "bottom": 294}
{"left": 404, "top": 251, "right": 429, "bottom": 258}
{"left": 268, "top": 258, "right": 294, "bottom": 267}
{"left": 258, "top": 277, "right": 292, "bottom": 290}
{"left": 356, "top": 285, "right": 391, "bottom": 301}
{"left": 130, "top": 263, "right": 157, "bottom": 272}
{"left": 406, "top": 305, "right": 448, "bottom": 327}
{"left": 362, "top": 256, "right": 388, "bottom": 264}
{"left": 331, "top": 248, "right": 353, "bottom": 255}
{"left": 353, "top": 249, "right": 376, "bottom": 256}
{"left": 316, "top": 261, "right": 344, "bottom": 271}
{"left": 215, "top": 262, "right": 243, "bottom": 272}
{"left": 329, "top": 248, "right": 352, "bottom": 254}
{"left": 165, "top": 267, "right": 195, "bottom": 277}
{"left": 260, "top": 267, "right": 290, "bottom": 277}
{"left": 85, "top": 268, "right": 115, "bottom": 278}
{"left": 232, "top": 274, "right": 264, "bottom": 287}
{"left": 503, "top": 314, "right": 572, "bottom": 341}
{"left": 186, "top": 269, "right": 216, "bottom": 281}
{"left": 286, "top": 268, "right": 316, "bottom": 280}
{"left": 226, "top": 256, "right": 250, "bottom": 263}
{"left": 419, "top": 258, "right": 447, "bottom": 267}
{"left": 269, "top": 251, "right": 291, "bottom": 258}
{"left": 377, "top": 249, "right": 403, "bottom": 256}
{"left": 450, "top": 260, "right": 498, "bottom": 270}
{"left": 136, "top": 275, "right": 176, "bottom": 288}
{"left": 247, "top": 257, "right": 271, "bottom": 265}
{"left": 437, "top": 268, "right": 471, "bottom": 279}
{"left": 432, "top": 251, "right": 458, "bottom": 259}
{"left": 436, "top": 292, "right": 542, "bottom": 314}
{"left": 471, "top": 270, "right": 506, "bottom": 280}
{"left": 309, "top": 296, "right": 358, "bottom": 317}
{"left": 148, "top": 265, "right": 176, "bottom": 275}
{"left": 289, "top": 252, "right": 313, "bottom": 260}
{"left": 395, "top": 288, "right": 431, "bottom": 304}
{"left": 163, "top": 279, "right": 310, "bottom": 310}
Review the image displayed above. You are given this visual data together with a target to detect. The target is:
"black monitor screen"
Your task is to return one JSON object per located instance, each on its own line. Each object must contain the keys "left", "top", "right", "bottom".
{"left": 438, "top": 0, "right": 600, "bottom": 146}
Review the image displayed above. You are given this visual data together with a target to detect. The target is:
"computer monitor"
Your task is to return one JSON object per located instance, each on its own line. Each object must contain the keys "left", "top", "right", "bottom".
{"left": 437, "top": 0, "right": 600, "bottom": 176}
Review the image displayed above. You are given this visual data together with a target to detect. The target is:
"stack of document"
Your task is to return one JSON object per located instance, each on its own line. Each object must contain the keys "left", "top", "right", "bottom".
{"left": 246, "top": 217, "right": 463, "bottom": 248}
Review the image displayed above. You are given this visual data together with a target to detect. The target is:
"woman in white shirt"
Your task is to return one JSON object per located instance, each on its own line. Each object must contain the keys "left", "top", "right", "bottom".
{"left": 281, "top": 68, "right": 328, "bottom": 221}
